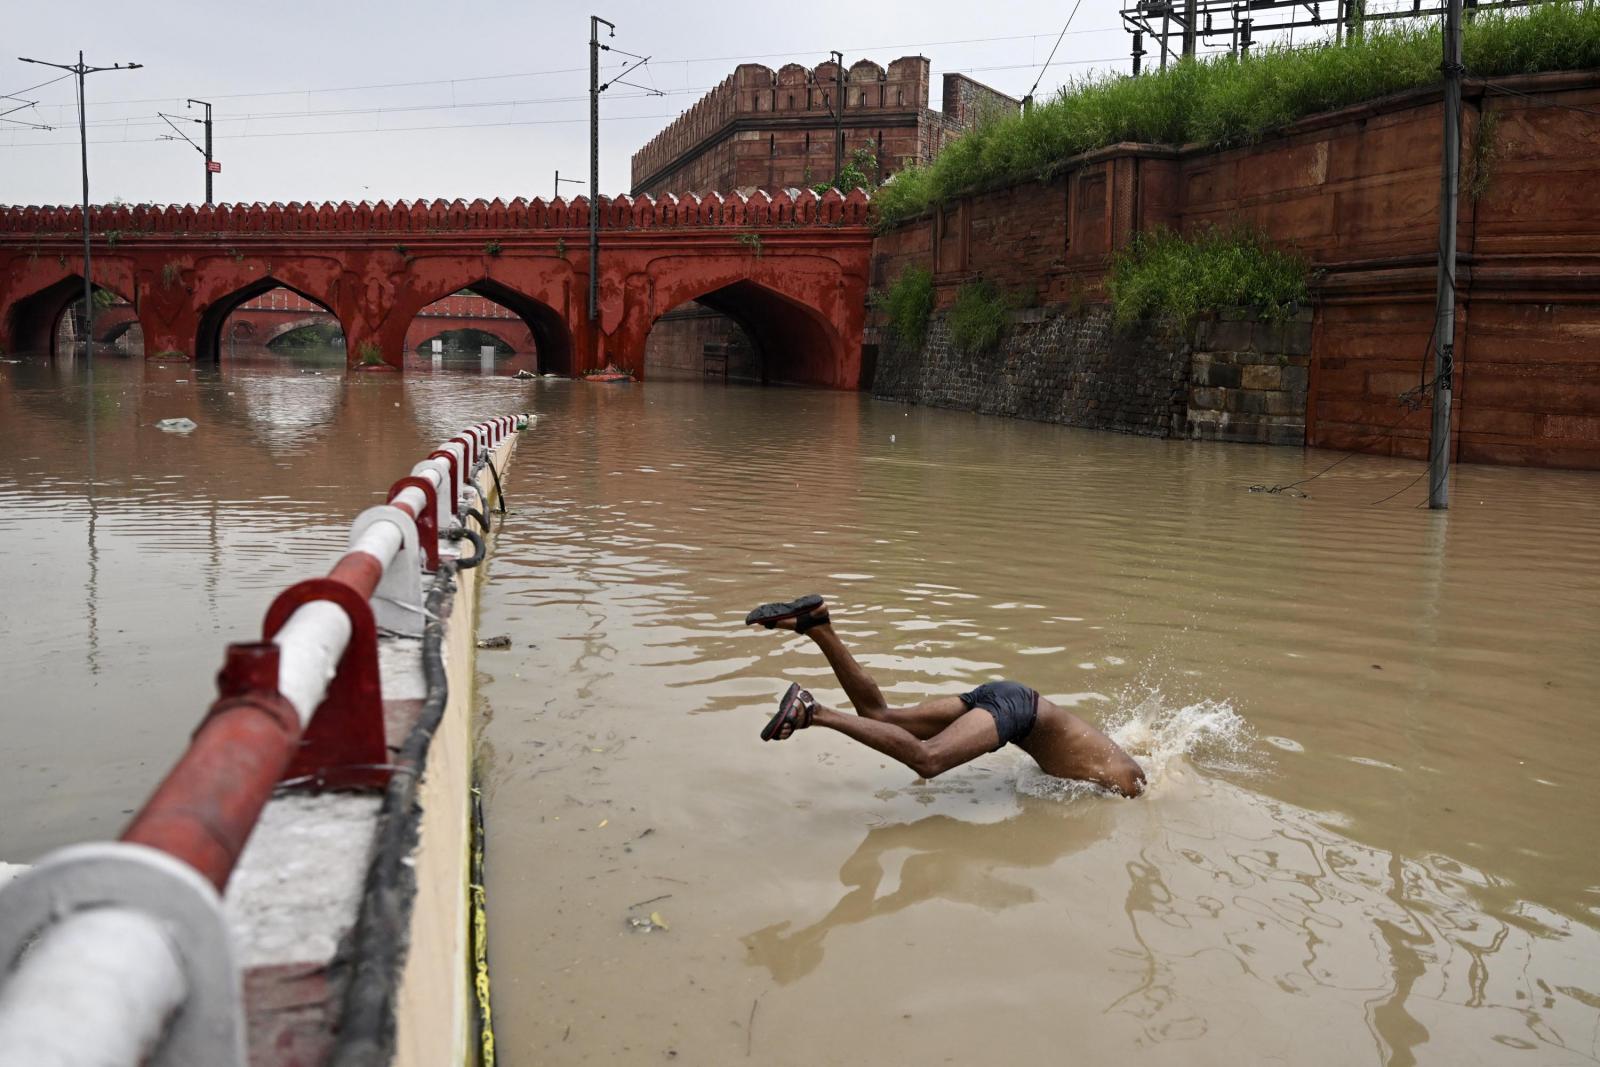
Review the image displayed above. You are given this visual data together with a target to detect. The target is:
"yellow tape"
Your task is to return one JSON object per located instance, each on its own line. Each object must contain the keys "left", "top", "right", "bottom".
{"left": 470, "top": 785, "right": 495, "bottom": 1067}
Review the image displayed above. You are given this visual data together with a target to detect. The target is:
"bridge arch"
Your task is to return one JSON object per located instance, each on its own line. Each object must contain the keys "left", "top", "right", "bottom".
{"left": 195, "top": 276, "right": 343, "bottom": 363}
{"left": 400, "top": 270, "right": 573, "bottom": 375}
{"left": 637, "top": 257, "right": 858, "bottom": 387}
{"left": 263, "top": 315, "right": 343, "bottom": 348}
{"left": 1, "top": 271, "right": 138, "bottom": 357}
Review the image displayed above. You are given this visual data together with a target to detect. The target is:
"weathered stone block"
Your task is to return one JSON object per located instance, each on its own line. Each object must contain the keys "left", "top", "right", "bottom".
{"left": 1264, "top": 389, "right": 1302, "bottom": 417}
{"left": 1232, "top": 391, "right": 1269, "bottom": 415}
{"left": 1207, "top": 319, "right": 1253, "bottom": 352}
{"left": 1196, "top": 362, "right": 1242, "bottom": 388}
{"left": 1279, "top": 365, "right": 1309, "bottom": 393}
{"left": 1242, "top": 364, "right": 1281, "bottom": 390}
{"left": 1190, "top": 386, "right": 1225, "bottom": 411}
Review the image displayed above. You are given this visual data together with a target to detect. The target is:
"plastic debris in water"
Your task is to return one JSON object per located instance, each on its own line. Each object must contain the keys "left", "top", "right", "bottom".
{"left": 476, "top": 635, "right": 512, "bottom": 650}
{"left": 627, "top": 911, "right": 670, "bottom": 933}
{"left": 155, "top": 418, "right": 197, "bottom": 434}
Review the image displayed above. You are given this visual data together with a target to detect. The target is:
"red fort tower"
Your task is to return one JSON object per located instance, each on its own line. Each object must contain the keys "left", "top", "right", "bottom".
{"left": 631, "top": 56, "right": 1018, "bottom": 197}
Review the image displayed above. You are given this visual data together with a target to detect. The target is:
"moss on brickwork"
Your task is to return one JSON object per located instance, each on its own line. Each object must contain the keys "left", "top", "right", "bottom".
{"left": 874, "top": 2, "right": 1600, "bottom": 228}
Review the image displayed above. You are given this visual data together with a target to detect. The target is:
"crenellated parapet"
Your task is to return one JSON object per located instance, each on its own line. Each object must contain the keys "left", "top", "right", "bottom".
{"left": 0, "top": 188, "right": 872, "bottom": 235}
{"left": 630, "top": 56, "right": 932, "bottom": 191}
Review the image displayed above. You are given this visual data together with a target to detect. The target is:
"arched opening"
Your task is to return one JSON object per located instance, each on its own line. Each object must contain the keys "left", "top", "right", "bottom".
{"left": 3, "top": 276, "right": 141, "bottom": 358}
{"left": 403, "top": 280, "right": 571, "bottom": 377}
{"left": 200, "top": 279, "right": 342, "bottom": 365}
{"left": 645, "top": 280, "right": 840, "bottom": 387}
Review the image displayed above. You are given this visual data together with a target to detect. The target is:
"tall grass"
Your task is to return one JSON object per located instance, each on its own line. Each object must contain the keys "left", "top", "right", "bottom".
{"left": 875, "top": 1, "right": 1600, "bottom": 228}
{"left": 878, "top": 266, "right": 935, "bottom": 349}
{"left": 1107, "top": 227, "right": 1310, "bottom": 329}
{"left": 946, "top": 279, "right": 1015, "bottom": 353}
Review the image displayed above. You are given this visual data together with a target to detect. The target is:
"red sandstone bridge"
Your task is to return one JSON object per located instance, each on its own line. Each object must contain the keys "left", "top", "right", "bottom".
{"left": 91, "top": 288, "right": 541, "bottom": 354}
{"left": 0, "top": 190, "right": 873, "bottom": 384}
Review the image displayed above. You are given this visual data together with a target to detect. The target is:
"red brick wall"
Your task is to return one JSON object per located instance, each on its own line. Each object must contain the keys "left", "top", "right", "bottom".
{"left": 868, "top": 72, "right": 1600, "bottom": 469}
{"left": 632, "top": 57, "right": 1019, "bottom": 197}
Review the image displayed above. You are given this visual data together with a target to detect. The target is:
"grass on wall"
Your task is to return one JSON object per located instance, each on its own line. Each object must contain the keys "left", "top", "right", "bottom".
{"left": 1107, "top": 227, "right": 1310, "bottom": 330}
{"left": 875, "top": 1, "right": 1600, "bottom": 228}
{"left": 879, "top": 266, "right": 936, "bottom": 350}
{"left": 947, "top": 279, "right": 1015, "bottom": 353}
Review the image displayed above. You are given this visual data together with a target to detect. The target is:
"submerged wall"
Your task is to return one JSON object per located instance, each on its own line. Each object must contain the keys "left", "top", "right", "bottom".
{"left": 867, "top": 71, "right": 1600, "bottom": 468}
{"left": 873, "top": 305, "right": 1311, "bottom": 444}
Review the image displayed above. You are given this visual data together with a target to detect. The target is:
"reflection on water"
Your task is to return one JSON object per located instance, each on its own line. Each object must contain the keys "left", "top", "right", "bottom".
{"left": 473, "top": 381, "right": 1600, "bottom": 1065}
{"left": 0, "top": 347, "right": 533, "bottom": 858}
{"left": 3, "top": 347, "right": 1597, "bottom": 1064}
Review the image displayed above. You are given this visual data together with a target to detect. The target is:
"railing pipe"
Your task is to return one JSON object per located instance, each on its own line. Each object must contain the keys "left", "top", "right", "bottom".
{"left": 0, "top": 907, "right": 186, "bottom": 1067}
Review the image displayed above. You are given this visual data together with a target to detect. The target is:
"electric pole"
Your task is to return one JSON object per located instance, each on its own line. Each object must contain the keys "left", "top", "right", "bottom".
{"left": 555, "top": 169, "right": 583, "bottom": 200}
{"left": 1182, "top": 0, "right": 1198, "bottom": 57}
{"left": 589, "top": 16, "right": 613, "bottom": 328}
{"left": 1428, "top": 0, "right": 1463, "bottom": 509}
{"left": 19, "top": 51, "right": 142, "bottom": 368}
{"left": 160, "top": 100, "right": 215, "bottom": 205}
{"left": 831, "top": 50, "right": 845, "bottom": 186}
{"left": 191, "top": 99, "right": 214, "bottom": 205}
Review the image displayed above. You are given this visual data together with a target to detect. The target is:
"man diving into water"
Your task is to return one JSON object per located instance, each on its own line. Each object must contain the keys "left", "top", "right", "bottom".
{"left": 747, "top": 595, "right": 1146, "bottom": 797}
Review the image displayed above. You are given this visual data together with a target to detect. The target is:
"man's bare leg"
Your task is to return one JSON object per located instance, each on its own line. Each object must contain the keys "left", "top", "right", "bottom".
{"left": 806, "top": 702, "right": 1001, "bottom": 780}
{"left": 765, "top": 603, "right": 969, "bottom": 740}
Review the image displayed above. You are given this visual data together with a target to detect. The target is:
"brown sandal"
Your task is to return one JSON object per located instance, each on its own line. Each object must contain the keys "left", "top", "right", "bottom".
{"left": 761, "top": 683, "right": 815, "bottom": 741}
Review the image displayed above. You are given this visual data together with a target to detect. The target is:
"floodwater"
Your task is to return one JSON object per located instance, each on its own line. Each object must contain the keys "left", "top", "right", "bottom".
{"left": 1, "top": 350, "right": 1596, "bottom": 1065}
{"left": 475, "top": 383, "right": 1600, "bottom": 1065}
{"left": 0, "top": 345, "right": 522, "bottom": 857}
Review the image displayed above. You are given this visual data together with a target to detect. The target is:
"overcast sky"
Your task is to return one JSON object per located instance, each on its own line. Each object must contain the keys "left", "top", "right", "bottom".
{"left": 1, "top": 0, "right": 1244, "bottom": 208}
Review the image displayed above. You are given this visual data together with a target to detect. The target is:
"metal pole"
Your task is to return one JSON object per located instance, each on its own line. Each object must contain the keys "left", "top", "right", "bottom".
{"left": 194, "top": 100, "right": 214, "bottom": 205}
{"left": 555, "top": 168, "right": 560, "bottom": 199}
{"left": 589, "top": 16, "right": 611, "bottom": 327}
{"left": 78, "top": 54, "right": 92, "bottom": 368}
{"left": 17, "top": 53, "right": 142, "bottom": 365}
{"left": 831, "top": 50, "right": 844, "bottom": 184}
{"left": 1428, "top": 0, "right": 1462, "bottom": 509}
{"left": 1182, "top": 0, "right": 1198, "bottom": 57}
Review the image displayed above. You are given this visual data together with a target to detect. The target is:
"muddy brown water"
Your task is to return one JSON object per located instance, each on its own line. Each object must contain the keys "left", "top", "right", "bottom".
{"left": 2, "top": 353, "right": 1597, "bottom": 1064}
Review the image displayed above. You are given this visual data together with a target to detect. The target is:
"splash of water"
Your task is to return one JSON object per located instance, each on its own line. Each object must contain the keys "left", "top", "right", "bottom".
{"left": 1016, "top": 689, "right": 1258, "bottom": 801}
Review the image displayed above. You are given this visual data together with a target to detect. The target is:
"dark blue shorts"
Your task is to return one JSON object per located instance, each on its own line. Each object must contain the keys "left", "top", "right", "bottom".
{"left": 960, "top": 681, "right": 1039, "bottom": 751}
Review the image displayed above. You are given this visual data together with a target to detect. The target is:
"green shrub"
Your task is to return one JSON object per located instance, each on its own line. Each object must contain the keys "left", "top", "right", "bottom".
{"left": 1107, "top": 227, "right": 1309, "bottom": 330}
{"left": 947, "top": 278, "right": 1014, "bottom": 354}
{"left": 879, "top": 266, "right": 935, "bottom": 350}
{"left": 874, "top": 2, "right": 1600, "bottom": 229}
{"left": 356, "top": 341, "right": 386, "bottom": 365}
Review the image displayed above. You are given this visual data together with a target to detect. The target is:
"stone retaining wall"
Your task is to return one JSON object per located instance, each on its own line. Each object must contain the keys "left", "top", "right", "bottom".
{"left": 873, "top": 306, "right": 1311, "bottom": 444}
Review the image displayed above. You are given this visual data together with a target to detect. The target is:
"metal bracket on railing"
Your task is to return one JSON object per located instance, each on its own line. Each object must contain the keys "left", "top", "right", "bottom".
{"left": 427, "top": 448, "right": 462, "bottom": 517}
{"left": 388, "top": 475, "right": 440, "bottom": 571}
{"left": 410, "top": 459, "right": 454, "bottom": 532}
{"left": 450, "top": 432, "right": 480, "bottom": 468}
{"left": 348, "top": 506, "right": 424, "bottom": 638}
{"left": 0, "top": 842, "right": 246, "bottom": 1066}
{"left": 263, "top": 579, "right": 389, "bottom": 789}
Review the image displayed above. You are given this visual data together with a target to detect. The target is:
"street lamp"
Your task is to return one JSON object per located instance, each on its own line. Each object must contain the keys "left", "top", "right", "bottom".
{"left": 18, "top": 51, "right": 142, "bottom": 368}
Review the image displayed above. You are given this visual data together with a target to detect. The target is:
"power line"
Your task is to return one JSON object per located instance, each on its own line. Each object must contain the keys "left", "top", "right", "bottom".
{"left": 0, "top": 111, "right": 683, "bottom": 149}
{"left": 3, "top": 51, "right": 1142, "bottom": 151}
{"left": 19, "top": 28, "right": 1127, "bottom": 115}
{"left": 1027, "top": 0, "right": 1089, "bottom": 102}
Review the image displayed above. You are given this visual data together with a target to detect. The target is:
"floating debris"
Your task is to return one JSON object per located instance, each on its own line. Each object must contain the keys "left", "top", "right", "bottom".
{"left": 476, "top": 635, "right": 512, "bottom": 650}
{"left": 512, "top": 369, "right": 536, "bottom": 379}
{"left": 627, "top": 911, "right": 670, "bottom": 933}
{"left": 155, "top": 418, "right": 197, "bottom": 434}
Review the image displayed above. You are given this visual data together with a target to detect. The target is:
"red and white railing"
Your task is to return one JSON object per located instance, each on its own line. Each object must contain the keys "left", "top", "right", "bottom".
{"left": 0, "top": 414, "right": 522, "bottom": 1067}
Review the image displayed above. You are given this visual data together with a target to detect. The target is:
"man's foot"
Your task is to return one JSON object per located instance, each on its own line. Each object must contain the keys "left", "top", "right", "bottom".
{"left": 745, "top": 594, "right": 830, "bottom": 634}
{"left": 762, "top": 683, "right": 816, "bottom": 741}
